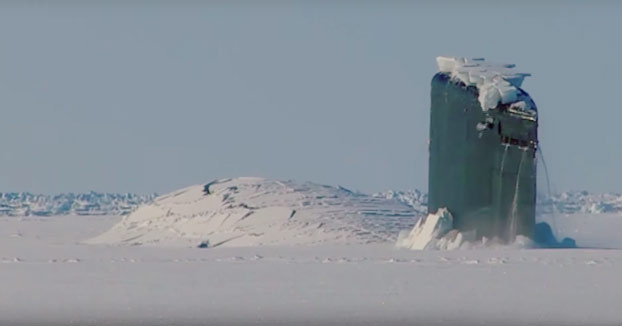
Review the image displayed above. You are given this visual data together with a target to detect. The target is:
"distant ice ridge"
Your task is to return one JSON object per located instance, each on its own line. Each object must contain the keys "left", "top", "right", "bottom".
{"left": 537, "top": 191, "right": 622, "bottom": 215}
{"left": 0, "top": 192, "right": 157, "bottom": 216}
{"left": 88, "top": 177, "right": 419, "bottom": 247}
{"left": 436, "top": 56, "right": 536, "bottom": 114}
{"left": 2, "top": 187, "right": 618, "bottom": 218}
{"left": 374, "top": 189, "right": 622, "bottom": 216}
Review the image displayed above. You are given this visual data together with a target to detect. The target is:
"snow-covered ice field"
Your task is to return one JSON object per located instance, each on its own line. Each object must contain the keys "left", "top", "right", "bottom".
{"left": 2, "top": 212, "right": 622, "bottom": 325}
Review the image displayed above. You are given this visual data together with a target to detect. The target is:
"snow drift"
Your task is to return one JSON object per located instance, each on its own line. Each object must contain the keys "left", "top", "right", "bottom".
{"left": 88, "top": 177, "right": 418, "bottom": 247}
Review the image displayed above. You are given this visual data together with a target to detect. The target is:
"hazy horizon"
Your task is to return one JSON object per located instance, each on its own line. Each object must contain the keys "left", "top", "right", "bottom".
{"left": 1, "top": 1, "right": 621, "bottom": 195}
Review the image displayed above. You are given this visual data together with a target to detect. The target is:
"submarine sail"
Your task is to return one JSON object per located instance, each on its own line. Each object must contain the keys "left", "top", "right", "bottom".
{"left": 428, "top": 57, "right": 538, "bottom": 242}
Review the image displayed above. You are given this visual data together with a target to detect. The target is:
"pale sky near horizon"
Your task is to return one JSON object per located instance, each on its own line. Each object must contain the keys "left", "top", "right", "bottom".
{"left": 1, "top": 1, "right": 621, "bottom": 195}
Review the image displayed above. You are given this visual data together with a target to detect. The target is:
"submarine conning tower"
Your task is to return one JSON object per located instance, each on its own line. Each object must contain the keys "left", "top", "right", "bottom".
{"left": 428, "top": 56, "right": 538, "bottom": 242}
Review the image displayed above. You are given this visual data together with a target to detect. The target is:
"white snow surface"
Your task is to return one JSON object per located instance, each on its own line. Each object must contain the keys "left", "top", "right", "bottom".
{"left": 89, "top": 177, "right": 418, "bottom": 248}
{"left": 3, "top": 214, "right": 622, "bottom": 325}
{"left": 436, "top": 56, "right": 535, "bottom": 113}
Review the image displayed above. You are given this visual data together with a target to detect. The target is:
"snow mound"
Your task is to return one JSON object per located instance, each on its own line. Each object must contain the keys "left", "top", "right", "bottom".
{"left": 436, "top": 56, "right": 535, "bottom": 113}
{"left": 88, "top": 177, "right": 419, "bottom": 248}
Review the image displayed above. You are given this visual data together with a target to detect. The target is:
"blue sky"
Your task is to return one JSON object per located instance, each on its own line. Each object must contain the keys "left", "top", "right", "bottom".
{"left": 1, "top": 1, "right": 620, "bottom": 194}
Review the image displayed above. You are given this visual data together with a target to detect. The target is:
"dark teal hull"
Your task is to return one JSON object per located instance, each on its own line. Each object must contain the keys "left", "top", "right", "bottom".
{"left": 428, "top": 73, "right": 537, "bottom": 241}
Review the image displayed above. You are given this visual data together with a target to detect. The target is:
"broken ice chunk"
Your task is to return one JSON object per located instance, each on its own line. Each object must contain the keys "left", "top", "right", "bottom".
{"left": 396, "top": 208, "right": 475, "bottom": 250}
{"left": 478, "top": 83, "right": 501, "bottom": 111}
{"left": 509, "top": 100, "right": 534, "bottom": 113}
{"left": 503, "top": 73, "right": 530, "bottom": 87}
{"left": 494, "top": 79, "right": 518, "bottom": 104}
{"left": 435, "top": 56, "right": 532, "bottom": 112}
{"left": 468, "top": 71, "right": 485, "bottom": 85}
{"left": 436, "top": 56, "right": 458, "bottom": 73}
{"left": 396, "top": 208, "right": 453, "bottom": 250}
{"left": 454, "top": 69, "right": 471, "bottom": 85}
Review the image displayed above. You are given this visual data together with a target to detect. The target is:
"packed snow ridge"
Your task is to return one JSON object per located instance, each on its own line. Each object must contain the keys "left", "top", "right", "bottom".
{"left": 0, "top": 192, "right": 157, "bottom": 216}
{"left": 436, "top": 56, "right": 536, "bottom": 114}
{"left": 88, "top": 177, "right": 419, "bottom": 248}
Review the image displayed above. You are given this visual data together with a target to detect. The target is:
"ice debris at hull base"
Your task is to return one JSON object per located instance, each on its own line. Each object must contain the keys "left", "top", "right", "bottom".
{"left": 396, "top": 209, "right": 578, "bottom": 250}
{"left": 396, "top": 208, "right": 538, "bottom": 250}
{"left": 396, "top": 208, "right": 474, "bottom": 250}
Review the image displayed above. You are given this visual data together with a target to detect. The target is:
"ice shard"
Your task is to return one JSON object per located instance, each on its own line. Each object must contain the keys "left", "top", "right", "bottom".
{"left": 427, "top": 57, "right": 538, "bottom": 241}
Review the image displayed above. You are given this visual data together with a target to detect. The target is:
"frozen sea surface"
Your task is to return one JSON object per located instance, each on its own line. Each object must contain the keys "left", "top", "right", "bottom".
{"left": 2, "top": 214, "right": 622, "bottom": 325}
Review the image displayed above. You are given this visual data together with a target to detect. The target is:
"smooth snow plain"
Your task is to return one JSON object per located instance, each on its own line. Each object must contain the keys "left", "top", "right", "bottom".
{"left": 2, "top": 179, "right": 622, "bottom": 325}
